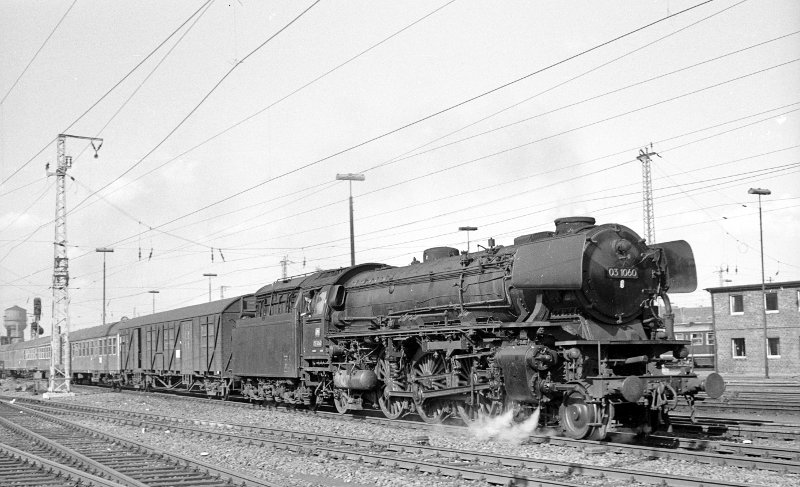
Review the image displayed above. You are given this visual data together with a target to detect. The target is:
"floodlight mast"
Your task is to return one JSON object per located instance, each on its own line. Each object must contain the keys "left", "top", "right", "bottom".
{"left": 335, "top": 173, "right": 365, "bottom": 266}
{"left": 47, "top": 134, "right": 103, "bottom": 396}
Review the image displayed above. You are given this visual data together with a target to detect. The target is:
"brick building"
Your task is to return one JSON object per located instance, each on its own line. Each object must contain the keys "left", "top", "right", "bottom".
{"left": 706, "top": 280, "right": 800, "bottom": 377}
{"left": 672, "top": 307, "right": 715, "bottom": 368}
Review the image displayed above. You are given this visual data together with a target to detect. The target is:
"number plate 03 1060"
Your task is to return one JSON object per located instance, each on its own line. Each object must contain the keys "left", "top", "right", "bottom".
{"left": 607, "top": 267, "right": 638, "bottom": 279}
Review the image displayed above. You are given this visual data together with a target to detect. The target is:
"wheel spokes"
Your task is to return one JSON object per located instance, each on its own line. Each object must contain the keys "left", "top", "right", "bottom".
{"left": 412, "top": 353, "right": 450, "bottom": 423}
{"left": 377, "top": 358, "right": 409, "bottom": 420}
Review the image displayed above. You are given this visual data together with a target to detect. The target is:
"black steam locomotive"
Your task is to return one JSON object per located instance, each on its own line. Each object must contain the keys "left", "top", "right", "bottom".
{"left": 233, "top": 216, "right": 724, "bottom": 439}
{"left": 0, "top": 216, "right": 723, "bottom": 440}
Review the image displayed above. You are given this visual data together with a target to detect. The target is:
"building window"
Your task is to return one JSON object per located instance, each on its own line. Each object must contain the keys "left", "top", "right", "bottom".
{"left": 732, "top": 338, "right": 746, "bottom": 358}
{"left": 768, "top": 337, "right": 780, "bottom": 358}
{"left": 706, "top": 332, "right": 715, "bottom": 345}
{"left": 690, "top": 333, "right": 703, "bottom": 345}
{"left": 765, "top": 292, "right": 779, "bottom": 313}
{"left": 730, "top": 294, "right": 744, "bottom": 315}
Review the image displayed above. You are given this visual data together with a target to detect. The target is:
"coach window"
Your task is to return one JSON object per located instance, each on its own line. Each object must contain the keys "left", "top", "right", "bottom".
{"left": 729, "top": 294, "right": 744, "bottom": 315}
{"left": 765, "top": 292, "right": 779, "bottom": 313}
{"left": 768, "top": 337, "right": 780, "bottom": 358}
{"left": 690, "top": 333, "right": 703, "bottom": 345}
{"left": 706, "top": 332, "right": 715, "bottom": 346}
{"left": 732, "top": 338, "right": 746, "bottom": 358}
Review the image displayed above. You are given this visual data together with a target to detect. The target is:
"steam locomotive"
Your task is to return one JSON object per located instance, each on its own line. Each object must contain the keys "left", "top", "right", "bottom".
{"left": 0, "top": 216, "right": 723, "bottom": 440}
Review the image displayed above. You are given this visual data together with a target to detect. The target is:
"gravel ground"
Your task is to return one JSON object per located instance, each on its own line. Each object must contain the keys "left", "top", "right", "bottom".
{"left": 2, "top": 381, "right": 800, "bottom": 487}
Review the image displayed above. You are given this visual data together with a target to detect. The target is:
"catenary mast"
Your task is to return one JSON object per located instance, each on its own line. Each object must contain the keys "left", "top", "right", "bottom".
{"left": 637, "top": 144, "right": 659, "bottom": 244}
{"left": 46, "top": 134, "right": 102, "bottom": 396}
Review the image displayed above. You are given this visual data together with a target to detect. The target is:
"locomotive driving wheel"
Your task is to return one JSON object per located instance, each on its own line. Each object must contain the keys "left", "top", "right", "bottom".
{"left": 456, "top": 393, "right": 504, "bottom": 424}
{"left": 375, "top": 358, "right": 410, "bottom": 420}
{"left": 559, "top": 389, "right": 607, "bottom": 440}
{"left": 452, "top": 358, "right": 503, "bottom": 424}
{"left": 411, "top": 352, "right": 449, "bottom": 424}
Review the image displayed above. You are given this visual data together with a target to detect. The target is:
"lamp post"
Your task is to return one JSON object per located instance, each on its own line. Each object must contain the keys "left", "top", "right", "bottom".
{"left": 748, "top": 187, "right": 771, "bottom": 379}
{"left": 95, "top": 247, "right": 114, "bottom": 325}
{"left": 148, "top": 290, "right": 159, "bottom": 314}
{"left": 336, "top": 173, "right": 365, "bottom": 266}
{"left": 458, "top": 226, "right": 478, "bottom": 253}
{"left": 203, "top": 273, "right": 217, "bottom": 302}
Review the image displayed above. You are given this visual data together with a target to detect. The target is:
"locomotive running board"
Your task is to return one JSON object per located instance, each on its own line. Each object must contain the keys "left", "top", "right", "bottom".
{"left": 510, "top": 233, "right": 586, "bottom": 289}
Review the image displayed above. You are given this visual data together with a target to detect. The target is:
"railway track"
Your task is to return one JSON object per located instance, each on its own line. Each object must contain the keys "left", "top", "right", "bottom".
{"left": 670, "top": 413, "right": 800, "bottom": 442}
{"left": 685, "top": 379, "right": 800, "bottom": 413}
{"left": 0, "top": 442, "right": 122, "bottom": 487}
{"left": 0, "top": 400, "right": 276, "bottom": 486}
{"left": 10, "top": 395, "right": 800, "bottom": 486}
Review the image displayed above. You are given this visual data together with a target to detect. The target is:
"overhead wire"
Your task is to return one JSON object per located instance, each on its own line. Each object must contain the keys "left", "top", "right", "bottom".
{"left": 0, "top": 0, "right": 213, "bottom": 188}
{"left": 67, "top": 0, "right": 322, "bottom": 215}
{"left": 0, "top": 0, "right": 320, "bottom": 276}
{"left": 0, "top": 0, "right": 77, "bottom": 106}
{"left": 89, "top": 0, "right": 718, "bottom": 241}
{"left": 24, "top": 95, "right": 799, "bottom": 293}
{"left": 12, "top": 1, "right": 800, "bottom": 310}
{"left": 195, "top": 60, "right": 800, "bottom": 249}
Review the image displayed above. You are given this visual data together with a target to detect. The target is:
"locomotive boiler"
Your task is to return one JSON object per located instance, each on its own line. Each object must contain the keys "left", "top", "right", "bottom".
{"left": 233, "top": 216, "right": 724, "bottom": 439}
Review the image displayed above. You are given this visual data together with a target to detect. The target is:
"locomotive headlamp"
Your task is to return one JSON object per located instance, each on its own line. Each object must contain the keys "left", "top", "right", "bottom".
{"left": 673, "top": 346, "right": 690, "bottom": 359}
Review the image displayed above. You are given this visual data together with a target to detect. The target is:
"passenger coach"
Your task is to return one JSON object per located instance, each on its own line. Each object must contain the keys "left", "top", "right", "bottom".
{"left": 70, "top": 322, "right": 121, "bottom": 385}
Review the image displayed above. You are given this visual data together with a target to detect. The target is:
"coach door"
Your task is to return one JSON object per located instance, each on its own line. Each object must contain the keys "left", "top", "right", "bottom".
{"left": 121, "top": 328, "right": 142, "bottom": 370}
{"left": 199, "top": 315, "right": 218, "bottom": 373}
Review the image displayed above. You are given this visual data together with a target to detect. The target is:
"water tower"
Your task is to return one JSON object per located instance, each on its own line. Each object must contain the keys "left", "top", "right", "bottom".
{"left": 3, "top": 305, "right": 27, "bottom": 343}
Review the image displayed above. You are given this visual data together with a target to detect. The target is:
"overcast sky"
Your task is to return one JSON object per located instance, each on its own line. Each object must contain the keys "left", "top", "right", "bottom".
{"left": 1, "top": 0, "right": 798, "bottom": 333}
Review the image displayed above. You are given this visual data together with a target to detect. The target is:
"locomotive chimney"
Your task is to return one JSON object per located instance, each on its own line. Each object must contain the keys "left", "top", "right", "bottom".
{"left": 554, "top": 216, "right": 595, "bottom": 235}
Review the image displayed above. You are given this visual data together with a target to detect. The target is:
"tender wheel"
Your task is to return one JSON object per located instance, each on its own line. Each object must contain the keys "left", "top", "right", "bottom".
{"left": 375, "top": 358, "right": 409, "bottom": 420}
{"left": 411, "top": 353, "right": 449, "bottom": 424}
{"left": 559, "top": 390, "right": 603, "bottom": 440}
{"left": 334, "top": 391, "right": 349, "bottom": 414}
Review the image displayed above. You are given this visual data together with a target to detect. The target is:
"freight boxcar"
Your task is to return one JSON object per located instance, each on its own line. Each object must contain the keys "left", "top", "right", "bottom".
{"left": 118, "top": 296, "right": 254, "bottom": 396}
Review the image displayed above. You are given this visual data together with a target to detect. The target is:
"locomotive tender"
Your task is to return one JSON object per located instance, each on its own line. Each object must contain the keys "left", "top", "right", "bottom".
{"left": 0, "top": 216, "right": 724, "bottom": 440}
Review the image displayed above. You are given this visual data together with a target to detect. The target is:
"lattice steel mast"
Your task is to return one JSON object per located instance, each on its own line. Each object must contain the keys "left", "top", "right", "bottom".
{"left": 637, "top": 144, "right": 659, "bottom": 244}
{"left": 46, "top": 134, "right": 102, "bottom": 395}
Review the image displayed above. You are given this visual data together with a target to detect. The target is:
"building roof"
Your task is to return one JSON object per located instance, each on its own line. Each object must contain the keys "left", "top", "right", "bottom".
{"left": 705, "top": 280, "right": 800, "bottom": 294}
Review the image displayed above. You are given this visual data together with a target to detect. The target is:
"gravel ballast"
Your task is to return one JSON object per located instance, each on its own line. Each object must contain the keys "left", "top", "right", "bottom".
{"left": 3, "top": 383, "right": 799, "bottom": 487}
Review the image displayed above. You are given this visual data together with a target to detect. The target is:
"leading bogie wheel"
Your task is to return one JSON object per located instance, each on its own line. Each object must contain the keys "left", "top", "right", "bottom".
{"left": 559, "top": 390, "right": 604, "bottom": 440}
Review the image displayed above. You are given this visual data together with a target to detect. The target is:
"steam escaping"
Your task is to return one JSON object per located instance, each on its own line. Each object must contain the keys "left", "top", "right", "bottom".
{"left": 468, "top": 406, "right": 544, "bottom": 445}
